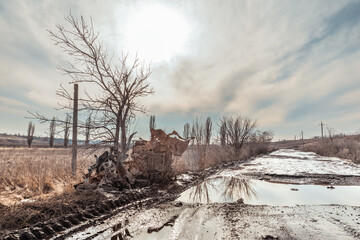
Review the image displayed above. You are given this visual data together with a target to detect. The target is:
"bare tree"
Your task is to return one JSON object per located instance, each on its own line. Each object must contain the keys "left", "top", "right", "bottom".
{"left": 220, "top": 116, "right": 257, "bottom": 154}
{"left": 49, "top": 117, "right": 56, "bottom": 148}
{"left": 183, "top": 123, "right": 190, "bottom": 139}
{"left": 149, "top": 115, "right": 156, "bottom": 130}
{"left": 219, "top": 120, "right": 227, "bottom": 147}
{"left": 327, "top": 126, "right": 336, "bottom": 146}
{"left": 27, "top": 122, "right": 35, "bottom": 148}
{"left": 50, "top": 14, "right": 153, "bottom": 153}
{"left": 257, "top": 130, "right": 274, "bottom": 143}
{"left": 189, "top": 117, "right": 205, "bottom": 170}
{"left": 249, "top": 130, "right": 274, "bottom": 154}
{"left": 191, "top": 124, "right": 196, "bottom": 145}
{"left": 63, "top": 114, "right": 71, "bottom": 148}
{"left": 85, "top": 115, "right": 91, "bottom": 146}
{"left": 192, "top": 117, "right": 203, "bottom": 145}
{"left": 204, "top": 117, "right": 212, "bottom": 146}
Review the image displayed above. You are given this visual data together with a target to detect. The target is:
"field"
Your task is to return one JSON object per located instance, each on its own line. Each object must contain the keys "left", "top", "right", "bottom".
{"left": 2, "top": 134, "right": 360, "bottom": 206}
{"left": 270, "top": 134, "right": 360, "bottom": 164}
{"left": 0, "top": 145, "right": 233, "bottom": 206}
{"left": 1, "top": 137, "right": 360, "bottom": 239}
{"left": 0, "top": 147, "right": 95, "bottom": 206}
{"left": 2, "top": 1, "right": 360, "bottom": 239}
{"left": 2, "top": 148, "right": 360, "bottom": 239}
{"left": 0, "top": 134, "right": 63, "bottom": 147}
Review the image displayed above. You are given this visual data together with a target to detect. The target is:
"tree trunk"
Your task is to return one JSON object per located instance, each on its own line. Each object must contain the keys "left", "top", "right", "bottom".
{"left": 120, "top": 106, "right": 130, "bottom": 153}
{"left": 120, "top": 120, "right": 127, "bottom": 153}
{"left": 114, "top": 114, "right": 120, "bottom": 151}
{"left": 72, "top": 84, "right": 78, "bottom": 175}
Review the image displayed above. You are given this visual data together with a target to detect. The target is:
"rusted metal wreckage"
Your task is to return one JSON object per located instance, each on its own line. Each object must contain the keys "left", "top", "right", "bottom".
{"left": 76, "top": 129, "right": 193, "bottom": 191}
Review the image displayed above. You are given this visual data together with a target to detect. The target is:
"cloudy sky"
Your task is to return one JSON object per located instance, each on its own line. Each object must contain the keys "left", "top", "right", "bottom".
{"left": 1, "top": 0, "right": 360, "bottom": 140}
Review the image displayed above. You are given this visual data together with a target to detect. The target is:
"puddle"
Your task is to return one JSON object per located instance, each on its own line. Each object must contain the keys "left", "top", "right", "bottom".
{"left": 177, "top": 177, "right": 360, "bottom": 206}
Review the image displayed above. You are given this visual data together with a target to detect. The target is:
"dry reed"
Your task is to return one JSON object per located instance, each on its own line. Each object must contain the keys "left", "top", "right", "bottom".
{"left": 0, "top": 147, "right": 98, "bottom": 205}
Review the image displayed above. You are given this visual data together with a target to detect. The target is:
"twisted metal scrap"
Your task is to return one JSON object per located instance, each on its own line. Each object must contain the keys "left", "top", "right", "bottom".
{"left": 149, "top": 128, "right": 194, "bottom": 156}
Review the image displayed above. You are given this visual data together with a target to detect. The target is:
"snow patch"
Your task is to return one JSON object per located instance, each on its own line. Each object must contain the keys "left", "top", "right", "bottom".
{"left": 220, "top": 149, "right": 360, "bottom": 177}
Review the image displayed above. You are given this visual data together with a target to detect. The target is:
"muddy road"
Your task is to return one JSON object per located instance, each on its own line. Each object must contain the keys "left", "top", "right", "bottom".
{"left": 4, "top": 149, "right": 360, "bottom": 240}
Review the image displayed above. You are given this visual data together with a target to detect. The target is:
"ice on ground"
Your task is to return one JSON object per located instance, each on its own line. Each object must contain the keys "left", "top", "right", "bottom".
{"left": 269, "top": 149, "right": 340, "bottom": 161}
{"left": 269, "top": 149, "right": 319, "bottom": 158}
{"left": 219, "top": 149, "right": 360, "bottom": 177}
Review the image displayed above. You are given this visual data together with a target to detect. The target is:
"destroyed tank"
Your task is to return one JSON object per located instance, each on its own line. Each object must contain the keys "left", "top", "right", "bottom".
{"left": 77, "top": 129, "right": 193, "bottom": 191}
{"left": 130, "top": 129, "right": 193, "bottom": 181}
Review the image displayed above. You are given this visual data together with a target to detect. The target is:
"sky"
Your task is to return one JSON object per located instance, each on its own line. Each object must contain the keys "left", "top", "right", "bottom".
{"left": 0, "top": 0, "right": 360, "bottom": 141}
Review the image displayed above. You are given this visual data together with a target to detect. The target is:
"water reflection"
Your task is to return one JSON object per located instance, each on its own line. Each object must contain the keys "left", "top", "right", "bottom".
{"left": 187, "top": 177, "right": 257, "bottom": 204}
{"left": 222, "top": 177, "right": 256, "bottom": 200}
{"left": 179, "top": 178, "right": 360, "bottom": 206}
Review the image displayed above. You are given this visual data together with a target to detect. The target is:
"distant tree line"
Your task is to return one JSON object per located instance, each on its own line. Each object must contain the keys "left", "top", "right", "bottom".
{"left": 26, "top": 113, "right": 90, "bottom": 148}
{"left": 180, "top": 115, "right": 273, "bottom": 169}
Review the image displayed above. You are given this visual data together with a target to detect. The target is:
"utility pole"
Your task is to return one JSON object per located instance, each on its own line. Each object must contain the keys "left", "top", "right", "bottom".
{"left": 72, "top": 84, "right": 78, "bottom": 176}
{"left": 320, "top": 121, "right": 324, "bottom": 139}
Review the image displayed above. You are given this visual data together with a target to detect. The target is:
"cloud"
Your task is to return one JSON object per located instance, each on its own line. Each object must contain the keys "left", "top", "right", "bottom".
{"left": 0, "top": 96, "right": 29, "bottom": 108}
{"left": 1, "top": 0, "right": 360, "bottom": 139}
{"left": 146, "top": 0, "right": 360, "bottom": 138}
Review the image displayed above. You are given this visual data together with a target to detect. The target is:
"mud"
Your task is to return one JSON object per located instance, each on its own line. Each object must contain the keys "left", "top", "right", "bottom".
{"left": 0, "top": 169, "right": 210, "bottom": 240}
{"left": 47, "top": 202, "right": 360, "bottom": 239}
{"left": 2, "top": 149, "right": 360, "bottom": 239}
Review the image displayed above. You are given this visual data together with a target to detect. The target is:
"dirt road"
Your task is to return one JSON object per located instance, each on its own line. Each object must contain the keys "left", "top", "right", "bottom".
{"left": 3, "top": 149, "right": 360, "bottom": 239}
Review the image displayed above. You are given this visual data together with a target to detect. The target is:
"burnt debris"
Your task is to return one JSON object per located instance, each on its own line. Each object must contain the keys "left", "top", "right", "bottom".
{"left": 75, "top": 129, "right": 194, "bottom": 191}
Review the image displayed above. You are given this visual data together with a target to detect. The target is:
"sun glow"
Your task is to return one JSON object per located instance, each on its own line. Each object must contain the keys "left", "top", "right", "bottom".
{"left": 124, "top": 5, "right": 190, "bottom": 63}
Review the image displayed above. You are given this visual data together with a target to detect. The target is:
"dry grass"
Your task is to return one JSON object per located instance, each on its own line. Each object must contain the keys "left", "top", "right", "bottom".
{"left": 0, "top": 147, "right": 97, "bottom": 205}
{"left": 303, "top": 137, "right": 360, "bottom": 163}
{"left": 172, "top": 142, "right": 271, "bottom": 174}
{"left": 267, "top": 134, "right": 360, "bottom": 164}
{"left": 0, "top": 141, "right": 273, "bottom": 205}
{"left": 173, "top": 146, "right": 228, "bottom": 173}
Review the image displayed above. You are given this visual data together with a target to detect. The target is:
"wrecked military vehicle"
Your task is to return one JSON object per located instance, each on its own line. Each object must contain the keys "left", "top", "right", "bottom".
{"left": 75, "top": 129, "right": 193, "bottom": 191}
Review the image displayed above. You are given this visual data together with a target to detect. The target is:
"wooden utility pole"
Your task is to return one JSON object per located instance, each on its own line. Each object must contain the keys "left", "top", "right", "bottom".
{"left": 320, "top": 121, "right": 324, "bottom": 139}
{"left": 72, "top": 84, "right": 78, "bottom": 175}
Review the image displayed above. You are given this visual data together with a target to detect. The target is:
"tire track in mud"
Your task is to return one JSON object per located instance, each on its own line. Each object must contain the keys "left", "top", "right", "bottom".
{"left": 3, "top": 186, "right": 177, "bottom": 240}
{"left": 328, "top": 215, "right": 360, "bottom": 239}
{"left": 2, "top": 165, "right": 223, "bottom": 240}
{"left": 59, "top": 194, "right": 181, "bottom": 240}
{"left": 71, "top": 172, "right": 222, "bottom": 240}
{"left": 3, "top": 193, "right": 141, "bottom": 239}
{"left": 221, "top": 204, "right": 293, "bottom": 240}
